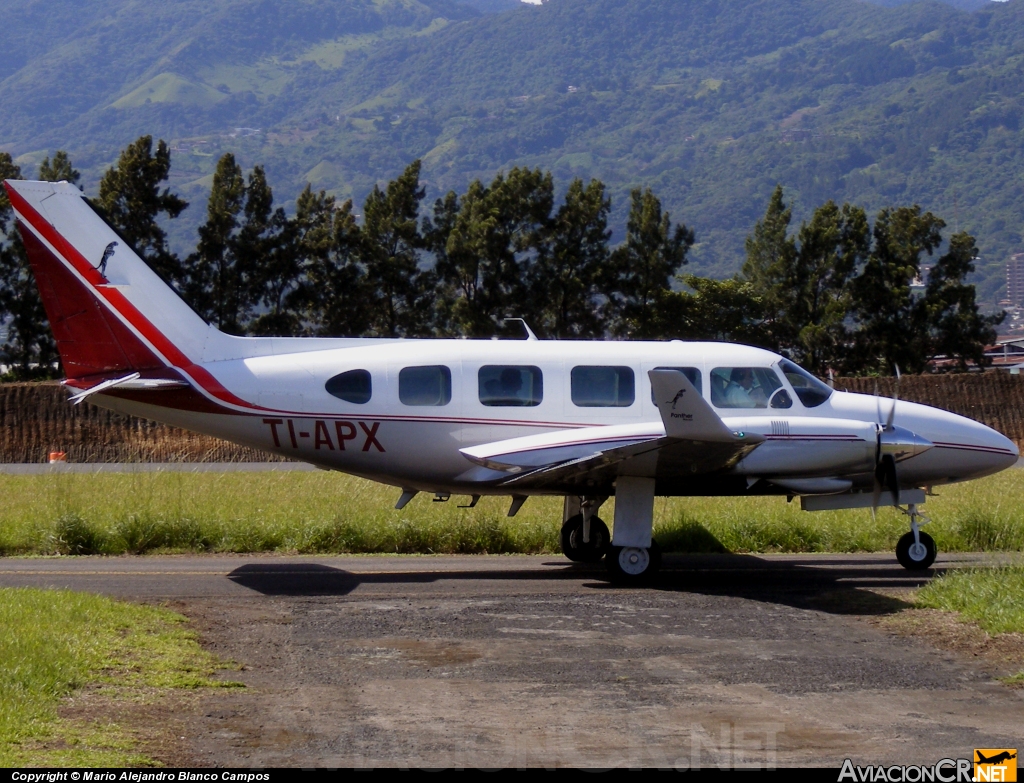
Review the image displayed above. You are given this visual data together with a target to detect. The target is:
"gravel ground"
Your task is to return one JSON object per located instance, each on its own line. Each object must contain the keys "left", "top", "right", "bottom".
{"left": 1, "top": 552, "right": 1021, "bottom": 768}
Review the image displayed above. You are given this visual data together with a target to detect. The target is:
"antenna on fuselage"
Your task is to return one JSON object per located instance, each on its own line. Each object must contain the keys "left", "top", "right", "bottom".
{"left": 504, "top": 318, "right": 538, "bottom": 341}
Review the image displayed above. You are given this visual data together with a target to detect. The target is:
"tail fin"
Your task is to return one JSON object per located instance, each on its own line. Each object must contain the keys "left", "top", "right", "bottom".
{"left": 4, "top": 180, "right": 211, "bottom": 381}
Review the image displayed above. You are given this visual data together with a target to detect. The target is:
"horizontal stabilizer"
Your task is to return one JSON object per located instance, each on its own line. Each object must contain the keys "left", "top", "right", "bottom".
{"left": 66, "top": 372, "right": 190, "bottom": 404}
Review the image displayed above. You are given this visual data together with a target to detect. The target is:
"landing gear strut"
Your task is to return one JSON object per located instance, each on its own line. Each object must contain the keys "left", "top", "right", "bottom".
{"left": 560, "top": 497, "right": 610, "bottom": 562}
{"left": 895, "top": 503, "right": 936, "bottom": 570}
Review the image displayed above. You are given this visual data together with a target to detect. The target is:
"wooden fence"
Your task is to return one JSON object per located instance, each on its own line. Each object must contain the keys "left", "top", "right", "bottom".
{"left": 3, "top": 375, "right": 1024, "bottom": 462}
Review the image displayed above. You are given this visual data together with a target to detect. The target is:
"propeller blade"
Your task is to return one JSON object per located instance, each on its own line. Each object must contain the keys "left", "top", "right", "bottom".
{"left": 871, "top": 472, "right": 881, "bottom": 519}
{"left": 874, "top": 380, "right": 882, "bottom": 427}
{"left": 885, "top": 365, "right": 901, "bottom": 431}
{"left": 875, "top": 453, "right": 900, "bottom": 507}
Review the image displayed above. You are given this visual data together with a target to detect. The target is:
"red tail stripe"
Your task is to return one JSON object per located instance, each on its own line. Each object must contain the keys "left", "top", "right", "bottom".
{"left": 8, "top": 185, "right": 260, "bottom": 412}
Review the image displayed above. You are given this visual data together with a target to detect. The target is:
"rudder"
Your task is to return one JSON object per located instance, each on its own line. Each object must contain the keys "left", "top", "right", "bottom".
{"left": 4, "top": 179, "right": 212, "bottom": 382}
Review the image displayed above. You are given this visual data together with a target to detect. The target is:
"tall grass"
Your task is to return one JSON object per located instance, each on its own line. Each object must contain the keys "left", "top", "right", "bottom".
{"left": 916, "top": 568, "right": 1024, "bottom": 635}
{"left": 0, "top": 468, "right": 1022, "bottom": 556}
{"left": 0, "top": 587, "right": 235, "bottom": 766}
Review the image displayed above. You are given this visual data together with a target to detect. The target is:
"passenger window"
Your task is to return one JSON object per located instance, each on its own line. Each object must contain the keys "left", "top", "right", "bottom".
{"left": 710, "top": 367, "right": 784, "bottom": 409}
{"left": 479, "top": 365, "right": 543, "bottom": 407}
{"left": 399, "top": 365, "right": 452, "bottom": 406}
{"left": 325, "top": 369, "right": 371, "bottom": 404}
{"left": 571, "top": 366, "right": 635, "bottom": 407}
{"left": 649, "top": 366, "right": 702, "bottom": 404}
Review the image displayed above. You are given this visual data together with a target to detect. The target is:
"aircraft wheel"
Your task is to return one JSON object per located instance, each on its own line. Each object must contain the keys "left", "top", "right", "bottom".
{"left": 896, "top": 531, "right": 936, "bottom": 570}
{"left": 560, "top": 514, "right": 610, "bottom": 563}
{"left": 606, "top": 540, "right": 662, "bottom": 584}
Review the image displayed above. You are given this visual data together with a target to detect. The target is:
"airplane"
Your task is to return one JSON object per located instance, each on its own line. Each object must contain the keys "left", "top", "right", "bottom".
{"left": 3, "top": 179, "right": 1019, "bottom": 583}
{"left": 976, "top": 752, "right": 1017, "bottom": 766}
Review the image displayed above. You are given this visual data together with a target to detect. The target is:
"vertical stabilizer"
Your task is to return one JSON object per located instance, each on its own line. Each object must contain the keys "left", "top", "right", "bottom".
{"left": 4, "top": 180, "right": 213, "bottom": 380}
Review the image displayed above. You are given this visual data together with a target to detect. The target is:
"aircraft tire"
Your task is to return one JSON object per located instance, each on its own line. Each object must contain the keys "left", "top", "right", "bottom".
{"left": 606, "top": 540, "right": 662, "bottom": 584}
{"left": 895, "top": 531, "right": 936, "bottom": 570}
{"left": 560, "top": 514, "right": 610, "bottom": 563}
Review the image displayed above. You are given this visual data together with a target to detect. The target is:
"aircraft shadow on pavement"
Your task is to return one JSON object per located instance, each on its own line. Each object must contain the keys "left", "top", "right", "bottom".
{"left": 226, "top": 555, "right": 936, "bottom": 617}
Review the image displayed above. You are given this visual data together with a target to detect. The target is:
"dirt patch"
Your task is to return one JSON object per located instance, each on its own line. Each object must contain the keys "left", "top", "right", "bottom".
{"left": 875, "top": 606, "right": 1024, "bottom": 683}
{"left": 52, "top": 686, "right": 204, "bottom": 765}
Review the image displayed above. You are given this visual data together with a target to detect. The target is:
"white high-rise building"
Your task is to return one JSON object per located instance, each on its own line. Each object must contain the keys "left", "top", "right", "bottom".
{"left": 1008, "top": 253, "right": 1024, "bottom": 306}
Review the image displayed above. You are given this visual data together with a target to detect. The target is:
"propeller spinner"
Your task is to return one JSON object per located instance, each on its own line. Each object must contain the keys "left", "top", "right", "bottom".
{"left": 872, "top": 367, "right": 933, "bottom": 511}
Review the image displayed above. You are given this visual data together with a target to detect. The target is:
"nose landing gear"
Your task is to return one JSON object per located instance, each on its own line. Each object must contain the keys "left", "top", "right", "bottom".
{"left": 895, "top": 503, "right": 937, "bottom": 570}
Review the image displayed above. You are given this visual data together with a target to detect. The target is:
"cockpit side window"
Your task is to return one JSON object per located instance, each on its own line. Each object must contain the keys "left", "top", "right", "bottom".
{"left": 710, "top": 367, "right": 784, "bottom": 409}
{"left": 779, "top": 360, "right": 833, "bottom": 408}
{"left": 325, "top": 369, "right": 371, "bottom": 404}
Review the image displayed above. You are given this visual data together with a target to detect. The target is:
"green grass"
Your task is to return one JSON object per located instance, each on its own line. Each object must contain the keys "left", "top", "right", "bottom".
{"left": 0, "top": 468, "right": 1023, "bottom": 556}
{"left": 0, "top": 588, "right": 239, "bottom": 766}
{"left": 916, "top": 567, "right": 1024, "bottom": 636}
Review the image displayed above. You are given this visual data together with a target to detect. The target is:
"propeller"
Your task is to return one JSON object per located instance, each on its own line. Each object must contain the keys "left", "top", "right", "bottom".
{"left": 871, "top": 365, "right": 933, "bottom": 515}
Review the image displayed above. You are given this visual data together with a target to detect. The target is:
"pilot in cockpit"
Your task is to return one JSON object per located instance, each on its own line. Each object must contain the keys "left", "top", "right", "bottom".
{"left": 725, "top": 368, "right": 767, "bottom": 408}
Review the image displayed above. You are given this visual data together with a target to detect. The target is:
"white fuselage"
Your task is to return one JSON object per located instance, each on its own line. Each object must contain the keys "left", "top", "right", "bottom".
{"left": 96, "top": 338, "right": 1018, "bottom": 496}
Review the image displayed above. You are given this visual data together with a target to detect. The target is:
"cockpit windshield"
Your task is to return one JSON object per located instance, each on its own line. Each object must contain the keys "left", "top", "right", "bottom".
{"left": 778, "top": 360, "right": 833, "bottom": 408}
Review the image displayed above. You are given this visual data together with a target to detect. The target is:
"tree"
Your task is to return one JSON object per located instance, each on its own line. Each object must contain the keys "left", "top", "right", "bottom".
{"left": 921, "top": 231, "right": 1001, "bottom": 370}
{"left": 530, "top": 177, "right": 610, "bottom": 338}
{"left": 850, "top": 206, "right": 944, "bottom": 374}
{"left": 606, "top": 187, "right": 693, "bottom": 339}
{"left": 789, "top": 201, "right": 869, "bottom": 374}
{"left": 38, "top": 151, "right": 80, "bottom": 186}
{"left": 184, "top": 153, "right": 247, "bottom": 331}
{"left": 95, "top": 136, "right": 188, "bottom": 286}
{"left": 301, "top": 192, "right": 371, "bottom": 337}
{"left": 360, "top": 160, "right": 431, "bottom": 337}
{"left": 668, "top": 275, "right": 764, "bottom": 344}
{"left": 740, "top": 185, "right": 798, "bottom": 352}
{"left": 432, "top": 167, "right": 554, "bottom": 338}
{"left": 0, "top": 153, "right": 62, "bottom": 378}
{"left": 237, "top": 167, "right": 293, "bottom": 336}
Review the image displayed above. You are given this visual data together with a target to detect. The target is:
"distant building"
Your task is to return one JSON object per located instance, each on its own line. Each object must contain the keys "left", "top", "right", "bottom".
{"left": 1007, "top": 253, "right": 1024, "bottom": 306}
{"left": 911, "top": 264, "right": 932, "bottom": 289}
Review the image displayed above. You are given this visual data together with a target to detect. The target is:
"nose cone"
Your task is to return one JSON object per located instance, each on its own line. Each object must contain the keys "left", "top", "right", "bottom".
{"left": 931, "top": 415, "right": 1019, "bottom": 480}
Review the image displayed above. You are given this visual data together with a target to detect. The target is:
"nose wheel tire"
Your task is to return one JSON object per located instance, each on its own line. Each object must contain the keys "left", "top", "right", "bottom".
{"left": 560, "top": 514, "right": 610, "bottom": 563}
{"left": 606, "top": 540, "right": 662, "bottom": 584}
{"left": 896, "top": 530, "right": 936, "bottom": 570}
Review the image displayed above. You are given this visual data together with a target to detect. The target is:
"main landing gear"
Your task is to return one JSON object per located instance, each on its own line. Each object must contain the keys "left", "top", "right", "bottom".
{"left": 895, "top": 503, "right": 936, "bottom": 570}
{"left": 560, "top": 512, "right": 611, "bottom": 563}
{"left": 607, "top": 541, "right": 662, "bottom": 583}
{"left": 561, "top": 481, "right": 662, "bottom": 584}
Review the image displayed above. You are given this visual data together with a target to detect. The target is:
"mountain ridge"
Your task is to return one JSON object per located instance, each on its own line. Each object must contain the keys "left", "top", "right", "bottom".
{"left": 2, "top": 0, "right": 1024, "bottom": 306}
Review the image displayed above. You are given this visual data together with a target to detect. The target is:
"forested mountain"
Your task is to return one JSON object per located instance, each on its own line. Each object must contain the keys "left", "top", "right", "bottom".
{"left": 2, "top": 0, "right": 1023, "bottom": 305}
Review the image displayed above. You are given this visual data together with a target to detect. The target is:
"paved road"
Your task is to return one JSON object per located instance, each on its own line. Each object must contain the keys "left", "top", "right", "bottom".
{"left": 1, "top": 552, "right": 1021, "bottom": 768}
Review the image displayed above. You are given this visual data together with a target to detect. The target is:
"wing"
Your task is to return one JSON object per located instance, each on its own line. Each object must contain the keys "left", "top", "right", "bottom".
{"left": 457, "top": 370, "right": 764, "bottom": 491}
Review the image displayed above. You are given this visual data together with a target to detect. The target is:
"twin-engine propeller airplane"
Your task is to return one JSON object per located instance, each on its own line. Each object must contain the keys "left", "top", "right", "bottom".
{"left": 4, "top": 179, "right": 1019, "bottom": 582}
